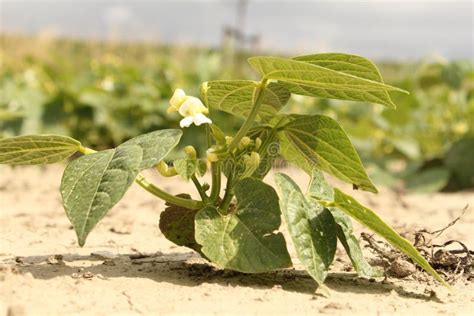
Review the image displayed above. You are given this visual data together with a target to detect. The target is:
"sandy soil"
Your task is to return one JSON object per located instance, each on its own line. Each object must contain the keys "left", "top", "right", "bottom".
{"left": 0, "top": 165, "right": 473, "bottom": 316}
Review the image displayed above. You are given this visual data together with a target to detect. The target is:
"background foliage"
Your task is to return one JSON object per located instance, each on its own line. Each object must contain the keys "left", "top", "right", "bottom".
{"left": 1, "top": 35, "right": 473, "bottom": 191}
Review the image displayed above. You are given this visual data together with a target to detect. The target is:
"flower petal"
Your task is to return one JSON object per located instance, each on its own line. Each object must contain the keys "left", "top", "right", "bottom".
{"left": 167, "top": 105, "right": 179, "bottom": 113}
{"left": 193, "top": 113, "right": 212, "bottom": 126}
{"left": 179, "top": 116, "right": 194, "bottom": 128}
{"left": 179, "top": 97, "right": 206, "bottom": 117}
{"left": 170, "top": 89, "right": 186, "bottom": 108}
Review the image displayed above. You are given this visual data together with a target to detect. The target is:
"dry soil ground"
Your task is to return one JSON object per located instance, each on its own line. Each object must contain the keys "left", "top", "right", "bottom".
{"left": 1, "top": 165, "right": 473, "bottom": 315}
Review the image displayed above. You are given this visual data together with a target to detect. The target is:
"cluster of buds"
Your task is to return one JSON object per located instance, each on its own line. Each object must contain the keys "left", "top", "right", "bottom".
{"left": 206, "top": 133, "right": 262, "bottom": 179}
{"left": 206, "top": 135, "right": 261, "bottom": 162}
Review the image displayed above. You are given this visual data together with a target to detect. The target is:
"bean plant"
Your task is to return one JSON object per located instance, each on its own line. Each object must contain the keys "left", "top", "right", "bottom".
{"left": 0, "top": 53, "right": 447, "bottom": 290}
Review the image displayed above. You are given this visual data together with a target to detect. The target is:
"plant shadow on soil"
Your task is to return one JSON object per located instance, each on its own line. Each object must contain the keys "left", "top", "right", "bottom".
{"left": 13, "top": 252, "right": 442, "bottom": 302}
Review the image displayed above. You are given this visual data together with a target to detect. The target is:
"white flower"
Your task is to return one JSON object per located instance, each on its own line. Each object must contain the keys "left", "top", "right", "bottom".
{"left": 100, "top": 77, "right": 115, "bottom": 91}
{"left": 168, "top": 89, "right": 212, "bottom": 128}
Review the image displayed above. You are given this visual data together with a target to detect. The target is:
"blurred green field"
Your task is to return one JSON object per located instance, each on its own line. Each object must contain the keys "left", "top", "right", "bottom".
{"left": 1, "top": 34, "right": 473, "bottom": 191}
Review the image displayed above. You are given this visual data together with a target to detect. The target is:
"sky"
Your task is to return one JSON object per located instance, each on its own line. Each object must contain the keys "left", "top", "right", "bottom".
{"left": 0, "top": 0, "right": 473, "bottom": 60}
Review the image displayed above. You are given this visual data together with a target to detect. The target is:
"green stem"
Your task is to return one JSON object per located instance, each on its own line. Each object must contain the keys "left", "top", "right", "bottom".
{"left": 191, "top": 175, "right": 208, "bottom": 201}
{"left": 209, "top": 162, "right": 221, "bottom": 203}
{"left": 136, "top": 174, "right": 202, "bottom": 209}
{"left": 205, "top": 124, "right": 212, "bottom": 149}
{"left": 79, "top": 145, "right": 96, "bottom": 155}
{"left": 228, "top": 79, "right": 268, "bottom": 151}
{"left": 219, "top": 171, "right": 235, "bottom": 213}
{"left": 78, "top": 146, "right": 203, "bottom": 210}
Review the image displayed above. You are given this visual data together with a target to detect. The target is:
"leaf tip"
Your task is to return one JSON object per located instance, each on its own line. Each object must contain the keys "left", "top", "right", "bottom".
{"left": 367, "top": 185, "right": 379, "bottom": 194}
{"left": 77, "top": 235, "right": 86, "bottom": 247}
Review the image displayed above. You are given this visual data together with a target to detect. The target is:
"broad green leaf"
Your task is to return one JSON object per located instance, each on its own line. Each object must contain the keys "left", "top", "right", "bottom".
{"left": 275, "top": 173, "right": 337, "bottom": 287}
{"left": 61, "top": 145, "right": 142, "bottom": 246}
{"left": 405, "top": 167, "right": 450, "bottom": 193}
{"left": 308, "top": 170, "right": 380, "bottom": 277}
{"left": 159, "top": 194, "right": 203, "bottom": 255}
{"left": 201, "top": 80, "right": 290, "bottom": 121}
{"left": 332, "top": 188, "right": 447, "bottom": 286}
{"left": 293, "top": 53, "right": 397, "bottom": 108}
{"left": 248, "top": 56, "right": 407, "bottom": 108}
{"left": 278, "top": 114, "right": 377, "bottom": 193}
{"left": 119, "top": 129, "right": 182, "bottom": 170}
{"left": 445, "top": 138, "right": 474, "bottom": 189}
{"left": 195, "top": 178, "right": 291, "bottom": 273}
{"left": 0, "top": 134, "right": 81, "bottom": 165}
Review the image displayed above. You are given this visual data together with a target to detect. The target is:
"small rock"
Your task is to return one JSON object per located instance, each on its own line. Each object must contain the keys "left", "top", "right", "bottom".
{"left": 388, "top": 258, "right": 416, "bottom": 278}
{"left": 14, "top": 257, "right": 24, "bottom": 264}
{"left": 91, "top": 251, "right": 117, "bottom": 260}
{"left": 102, "top": 259, "right": 116, "bottom": 266}
{"left": 46, "top": 255, "right": 63, "bottom": 265}
{"left": 109, "top": 226, "right": 131, "bottom": 235}
{"left": 82, "top": 272, "right": 94, "bottom": 279}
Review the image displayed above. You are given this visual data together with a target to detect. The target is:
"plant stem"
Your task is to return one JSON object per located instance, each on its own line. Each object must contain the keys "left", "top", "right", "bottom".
{"left": 209, "top": 162, "right": 221, "bottom": 203}
{"left": 136, "top": 174, "right": 203, "bottom": 209}
{"left": 219, "top": 171, "right": 235, "bottom": 213}
{"left": 78, "top": 146, "right": 203, "bottom": 210}
{"left": 191, "top": 174, "right": 208, "bottom": 201}
{"left": 228, "top": 79, "right": 268, "bottom": 151}
{"left": 205, "top": 124, "right": 212, "bottom": 149}
{"left": 79, "top": 145, "right": 96, "bottom": 155}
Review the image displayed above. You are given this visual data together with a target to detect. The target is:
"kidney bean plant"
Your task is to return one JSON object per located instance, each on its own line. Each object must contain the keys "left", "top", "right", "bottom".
{"left": 0, "top": 53, "right": 447, "bottom": 290}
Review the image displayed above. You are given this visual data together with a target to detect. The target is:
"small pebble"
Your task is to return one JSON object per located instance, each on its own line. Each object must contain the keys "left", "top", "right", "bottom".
{"left": 91, "top": 251, "right": 117, "bottom": 260}
{"left": 46, "top": 255, "right": 63, "bottom": 265}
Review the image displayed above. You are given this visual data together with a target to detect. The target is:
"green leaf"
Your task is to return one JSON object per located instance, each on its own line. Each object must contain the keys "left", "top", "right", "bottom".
{"left": 278, "top": 114, "right": 377, "bottom": 193}
{"left": 248, "top": 56, "right": 407, "bottom": 108}
{"left": 173, "top": 158, "right": 195, "bottom": 181}
{"left": 275, "top": 173, "right": 337, "bottom": 287}
{"left": 293, "top": 53, "right": 397, "bottom": 108}
{"left": 195, "top": 178, "right": 291, "bottom": 273}
{"left": 173, "top": 158, "right": 207, "bottom": 180}
{"left": 202, "top": 80, "right": 290, "bottom": 121}
{"left": 0, "top": 134, "right": 81, "bottom": 165}
{"left": 405, "top": 167, "right": 450, "bottom": 193}
{"left": 61, "top": 145, "right": 142, "bottom": 246}
{"left": 445, "top": 138, "right": 474, "bottom": 189}
{"left": 119, "top": 129, "right": 182, "bottom": 170}
{"left": 331, "top": 188, "right": 447, "bottom": 286}
{"left": 159, "top": 194, "right": 203, "bottom": 255}
{"left": 308, "top": 171, "right": 381, "bottom": 277}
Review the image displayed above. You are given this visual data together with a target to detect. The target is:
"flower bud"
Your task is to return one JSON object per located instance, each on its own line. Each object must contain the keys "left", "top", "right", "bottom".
{"left": 238, "top": 136, "right": 252, "bottom": 150}
{"left": 254, "top": 137, "right": 262, "bottom": 151}
{"left": 225, "top": 136, "right": 234, "bottom": 146}
{"left": 206, "top": 149, "right": 219, "bottom": 162}
{"left": 184, "top": 145, "right": 197, "bottom": 159}
{"left": 244, "top": 152, "right": 260, "bottom": 168}
{"left": 156, "top": 161, "right": 178, "bottom": 177}
{"left": 240, "top": 152, "right": 261, "bottom": 178}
